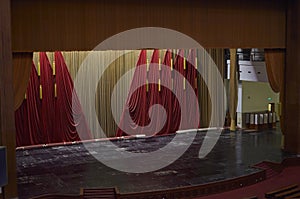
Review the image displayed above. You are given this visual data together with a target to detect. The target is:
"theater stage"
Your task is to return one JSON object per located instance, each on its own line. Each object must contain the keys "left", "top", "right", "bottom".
{"left": 16, "top": 128, "right": 292, "bottom": 199}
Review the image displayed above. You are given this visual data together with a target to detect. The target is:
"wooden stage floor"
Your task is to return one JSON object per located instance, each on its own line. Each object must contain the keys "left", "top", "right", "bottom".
{"left": 16, "top": 128, "right": 293, "bottom": 198}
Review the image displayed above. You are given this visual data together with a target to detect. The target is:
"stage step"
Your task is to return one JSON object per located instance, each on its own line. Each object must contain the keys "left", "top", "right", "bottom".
{"left": 254, "top": 162, "right": 280, "bottom": 179}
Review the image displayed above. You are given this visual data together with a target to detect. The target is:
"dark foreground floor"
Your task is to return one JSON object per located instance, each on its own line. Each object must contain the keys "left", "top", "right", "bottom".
{"left": 16, "top": 128, "right": 291, "bottom": 199}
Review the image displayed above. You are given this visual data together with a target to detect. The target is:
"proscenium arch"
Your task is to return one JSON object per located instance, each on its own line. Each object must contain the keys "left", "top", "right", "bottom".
{"left": 74, "top": 27, "right": 226, "bottom": 173}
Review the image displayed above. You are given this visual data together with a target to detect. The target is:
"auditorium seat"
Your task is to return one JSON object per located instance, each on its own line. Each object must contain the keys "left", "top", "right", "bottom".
{"left": 285, "top": 192, "right": 300, "bottom": 199}
{"left": 80, "top": 187, "right": 119, "bottom": 199}
{"left": 274, "top": 187, "right": 300, "bottom": 199}
{"left": 265, "top": 184, "right": 299, "bottom": 199}
{"left": 29, "top": 194, "right": 80, "bottom": 199}
{"left": 242, "top": 196, "right": 258, "bottom": 199}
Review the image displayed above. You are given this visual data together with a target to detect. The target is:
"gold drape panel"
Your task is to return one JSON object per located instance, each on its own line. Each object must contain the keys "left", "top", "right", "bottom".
{"left": 265, "top": 49, "right": 285, "bottom": 93}
{"left": 13, "top": 52, "right": 33, "bottom": 110}
{"left": 198, "top": 49, "right": 225, "bottom": 128}
{"left": 264, "top": 48, "right": 285, "bottom": 134}
{"left": 96, "top": 51, "right": 138, "bottom": 137}
{"left": 60, "top": 51, "right": 138, "bottom": 138}
{"left": 229, "top": 49, "right": 238, "bottom": 131}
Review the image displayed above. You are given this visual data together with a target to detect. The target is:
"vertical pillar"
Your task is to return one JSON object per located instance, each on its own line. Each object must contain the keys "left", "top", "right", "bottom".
{"left": 284, "top": 0, "right": 300, "bottom": 153}
{"left": 0, "top": 0, "right": 18, "bottom": 198}
{"left": 229, "top": 49, "right": 238, "bottom": 131}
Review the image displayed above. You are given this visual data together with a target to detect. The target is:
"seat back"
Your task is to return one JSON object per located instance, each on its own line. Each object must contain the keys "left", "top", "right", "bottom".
{"left": 30, "top": 194, "right": 80, "bottom": 199}
{"left": 80, "top": 187, "right": 118, "bottom": 199}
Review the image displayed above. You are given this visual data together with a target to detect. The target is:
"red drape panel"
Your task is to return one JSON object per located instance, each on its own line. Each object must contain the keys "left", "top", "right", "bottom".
{"left": 173, "top": 49, "right": 187, "bottom": 130}
{"left": 15, "top": 63, "right": 42, "bottom": 146}
{"left": 15, "top": 52, "right": 91, "bottom": 147}
{"left": 157, "top": 50, "right": 179, "bottom": 135}
{"left": 15, "top": 100, "right": 30, "bottom": 146}
{"left": 54, "top": 52, "right": 91, "bottom": 142}
{"left": 172, "top": 49, "right": 199, "bottom": 131}
{"left": 117, "top": 49, "right": 172, "bottom": 136}
{"left": 146, "top": 49, "right": 161, "bottom": 135}
{"left": 40, "top": 52, "right": 55, "bottom": 143}
{"left": 116, "top": 49, "right": 199, "bottom": 137}
{"left": 186, "top": 49, "right": 199, "bottom": 128}
{"left": 116, "top": 50, "right": 148, "bottom": 136}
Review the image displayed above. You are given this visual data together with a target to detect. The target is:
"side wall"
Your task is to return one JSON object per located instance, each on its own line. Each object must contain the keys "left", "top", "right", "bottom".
{"left": 0, "top": 0, "right": 17, "bottom": 198}
{"left": 285, "top": 0, "right": 300, "bottom": 153}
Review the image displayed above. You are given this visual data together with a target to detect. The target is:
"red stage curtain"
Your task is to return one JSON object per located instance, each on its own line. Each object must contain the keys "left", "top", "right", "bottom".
{"left": 186, "top": 49, "right": 200, "bottom": 128}
{"left": 171, "top": 49, "right": 199, "bottom": 131}
{"left": 116, "top": 50, "right": 148, "bottom": 136}
{"left": 15, "top": 52, "right": 91, "bottom": 147}
{"left": 40, "top": 52, "right": 55, "bottom": 143}
{"left": 15, "top": 64, "right": 42, "bottom": 146}
{"left": 158, "top": 50, "right": 179, "bottom": 135}
{"left": 54, "top": 52, "right": 91, "bottom": 142}
{"left": 173, "top": 49, "right": 188, "bottom": 130}
{"left": 116, "top": 49, "right": 199, "bottom": 137}
{"left": 146, "top": 49, "right": 162, "bottom": 135}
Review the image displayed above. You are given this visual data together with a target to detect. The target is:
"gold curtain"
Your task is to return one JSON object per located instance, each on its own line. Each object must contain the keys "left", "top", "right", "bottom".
{"left": 61, "top": 51, "right": 90, "bottom": 80}
{"left": 61, "top": 51, "right": 139, "bottom": 138}
{"left": 13, "top": 52, "right": 33, "bottom": 110}
{"left": 264, "top": 48, "right": 285, "bottom": 134}
{"left": 96, "top": 51, "right": 139, "bottom": 137}
{"left": 265, "top": 49, "right": 285, "bottom": 93}
{"left": 198, "top": 49, "right": 225, "bottom": 128}
{"left": 229, "top": 49, "right": 238, "bottom": 131}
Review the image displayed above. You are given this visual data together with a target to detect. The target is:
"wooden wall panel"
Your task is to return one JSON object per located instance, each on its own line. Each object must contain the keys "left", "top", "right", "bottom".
{"left": 0, "top": 0, "right": 18, "bottom": 198}
{"left": 284, "top": 0, "right": 300, "bottom": 153}
{"left": 11, "top": 0, "right": 286, "bottom": 51}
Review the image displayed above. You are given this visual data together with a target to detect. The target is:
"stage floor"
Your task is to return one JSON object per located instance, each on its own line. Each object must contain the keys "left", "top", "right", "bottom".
{"left": 16, "top": 128, "right": 292, "bottom": 198}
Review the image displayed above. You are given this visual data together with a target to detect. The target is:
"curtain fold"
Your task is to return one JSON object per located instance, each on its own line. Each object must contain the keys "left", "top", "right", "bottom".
{"left": 265, "top": 49, "right": 285, "bottom": 93}
{"left": 15, "top": 52, "right": 91, "bottom": 146}
{"left": 39, "top": 52, "right": 55, "bottom": 143}
{"left": 210, "top": 49, "right": 225, "bottom": 128}
{"left": 264, "top": 48, "right": 285, "bottom": 134}
{"left": 186, "top": 49, "right": 199, "bottom": 128}
{"left": 15, "top": 63, "right": 42, "bottom": 146}
{"left": 147, "top": 49, "right": 161, "bottom": 135}
{"left": 59, "top": 51, "right": 137, "bottom": 138}
{"left": 197, "top": 49, "right": 211, "bottom": 128}
{"left": 116, "top": 50, "right": 148, "bottom": 136}
{"left": 94, "top": 51, "right": 138, "bottom": 137}
{"left": 159, "top": 49, "right": 177, "bottom": 135}
{"left": 117, "top": 49, "right": 201, "bottom": 136}
{"left": 197, "top": 49, "right": 225, "bottom": 128}
{"left": 15, "top": 49, "right": 226, "bottom": 146}
{"left": 173, "top": 49, "right": 188, "bottom": 130}
{"left": 54, "top": 52, "right": 91, "bottom": 142}
{"left": 13, "top": 52, "right": 33, "bottom": 110}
